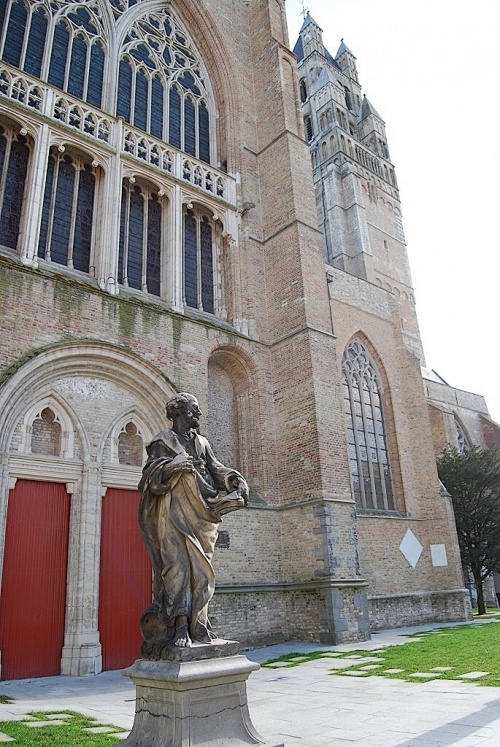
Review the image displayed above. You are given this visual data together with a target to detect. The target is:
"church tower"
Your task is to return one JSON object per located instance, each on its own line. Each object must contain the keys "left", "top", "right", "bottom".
{"left": 295, "top": 13, "right": 423, "bottom": 361}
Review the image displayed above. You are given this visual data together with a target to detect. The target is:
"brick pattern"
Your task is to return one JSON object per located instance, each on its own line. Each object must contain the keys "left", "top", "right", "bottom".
{"left": 0, "top": 1, "right": 471, "bottom": 676}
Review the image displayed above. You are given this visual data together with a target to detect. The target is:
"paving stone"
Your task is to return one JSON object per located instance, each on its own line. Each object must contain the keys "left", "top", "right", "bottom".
{"left": 43, "top": 713, "right": 73, "bottom": 719}
{"left": 359, "top": 664, "right": 383, "bottom": 670}
{"left": 25, "top": 719, "right": 67, "bottom": 727}
{"left": 342, "top": 670, "right": 367, "bottom": 676}
{"left": 459, "top": 671, "right": 490, "bottom": 679}
{"left": 0, "top": 734, "right": 15, "bottom": 743}
{"left": 105, "top": 732, "right": 130, "bottom": 739}
{"left": 84, "top": 725, "right": 115, "bottom": 733}
{"left": 409, "top": 672, "right": 442, "bottom": 678}
{"left": 431, "top": 667, "right": 454, "bottom": 671}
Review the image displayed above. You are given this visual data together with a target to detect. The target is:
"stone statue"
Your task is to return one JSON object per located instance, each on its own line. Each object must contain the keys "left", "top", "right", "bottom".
{"left": 138, "top": 392, "right": 248, "bottom": 653}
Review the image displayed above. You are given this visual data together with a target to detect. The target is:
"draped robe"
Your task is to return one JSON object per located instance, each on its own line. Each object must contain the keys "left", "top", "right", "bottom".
{"left": 138, "top": 428, "right": 246, "bottom": 643}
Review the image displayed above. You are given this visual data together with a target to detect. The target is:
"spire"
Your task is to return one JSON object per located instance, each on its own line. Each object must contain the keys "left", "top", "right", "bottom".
{"left": 299, "top": 11, "right": 323, "bottom": 34}
{"left": 336, "top": 39, "right": 356, "bottom": 60}
{"left": 361, "top": 94, "right": 384, "bottom": 122}
{"left": 294, "top": 11, "right": 325, "bottom": 63}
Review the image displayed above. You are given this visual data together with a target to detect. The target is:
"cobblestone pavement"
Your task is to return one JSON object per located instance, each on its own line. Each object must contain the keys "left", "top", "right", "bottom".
{"left": 1, "top": 623, "right": 499, "bottom": 746}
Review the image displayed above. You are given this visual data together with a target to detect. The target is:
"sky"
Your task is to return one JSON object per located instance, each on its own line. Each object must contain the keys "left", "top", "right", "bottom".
{"left": 284, "top": 0, "right": 500, "bottom": 423}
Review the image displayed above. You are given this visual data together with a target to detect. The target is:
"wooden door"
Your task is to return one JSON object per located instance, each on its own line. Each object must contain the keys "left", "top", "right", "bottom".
{"left": 0, "top": 480, "right": 70, "bottom": 680}
{"left": 98, "top": 488, "right": 151, "bottom": 670}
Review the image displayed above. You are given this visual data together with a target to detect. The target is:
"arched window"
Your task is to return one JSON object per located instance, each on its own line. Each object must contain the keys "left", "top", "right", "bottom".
{"left": 304, "top": 115, "right": 313, "bottom": 142}
{"left": 30, "top": 407, "right": 61, "bottom": 456}
{"left": 118, "top": 421, "right": 143, "bottom": 466}
{"left": 0, "top": 122, "right": 30, "bottom": 251}
{"left": 455, "top": 417, "right": 470, "bottom": 455}
{"left": 342, "top": 339, "right": 394, "bottom": 510}
{"left": 116, "top": 7, "right": 212, "bottom": 162}
{"left": 299, "top": 78, "right": 307, "bottom": 103}
{"left": 0, "top": 1, "right": 106, "bottom": 108}
{"left": 118, "top": 182, "right": 162, "bottom": 297}
{"left": 183, "top": 206, "right": 215, "bottom": 314}
{"left": 38, "top": 149, "right": 96, "bottom": 272}
{"left": 344, "top": 86, "right": 352, "bottom": 111}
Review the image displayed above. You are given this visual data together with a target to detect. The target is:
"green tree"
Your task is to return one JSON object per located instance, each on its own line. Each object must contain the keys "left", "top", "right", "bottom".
{"left": 437, "top": 445, "right": 500, "bottom": 615}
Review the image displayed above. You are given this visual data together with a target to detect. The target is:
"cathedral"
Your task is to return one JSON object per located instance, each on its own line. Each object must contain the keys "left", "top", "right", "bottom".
{"left": 0, "top": 0, "right": 481, "bottom": 681}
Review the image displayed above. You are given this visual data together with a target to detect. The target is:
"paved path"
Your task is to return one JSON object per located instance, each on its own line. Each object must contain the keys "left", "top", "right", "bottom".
{"left": 1, "top": 623, "right": 500, "bottom": 746}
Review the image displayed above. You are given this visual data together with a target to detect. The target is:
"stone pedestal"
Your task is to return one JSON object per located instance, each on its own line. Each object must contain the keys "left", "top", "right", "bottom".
{"left": 120, "top": 640, "right": 283, "bottom": 747}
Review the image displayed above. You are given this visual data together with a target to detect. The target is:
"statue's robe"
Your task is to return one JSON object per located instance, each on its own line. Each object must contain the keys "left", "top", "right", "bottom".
{"left": 138, "top": 428, "right": 246, "bottom": 643}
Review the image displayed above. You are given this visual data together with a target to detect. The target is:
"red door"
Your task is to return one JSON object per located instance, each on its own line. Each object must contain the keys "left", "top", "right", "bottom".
{"left": 0, "top": 480, "right": 70, "bottom": 680}
{"left": 99, "top": 489, "right": 151, "bottom": 670}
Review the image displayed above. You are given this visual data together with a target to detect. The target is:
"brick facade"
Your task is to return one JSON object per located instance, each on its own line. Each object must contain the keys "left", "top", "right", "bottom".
{"left": 0, "top": 1, "right": 472, "bottom": 678}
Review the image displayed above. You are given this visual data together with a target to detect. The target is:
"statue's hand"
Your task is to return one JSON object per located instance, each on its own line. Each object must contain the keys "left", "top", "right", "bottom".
{"left": 229, "top": 476, "right": 249, "bottom": 504}
{"left": 170, "top": 454, "right": 195, "bottom": 474}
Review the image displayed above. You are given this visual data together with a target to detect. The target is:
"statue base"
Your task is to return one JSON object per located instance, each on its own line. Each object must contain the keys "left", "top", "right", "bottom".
{"left": 119, "top": 640, "right": 283, "bottom": 747}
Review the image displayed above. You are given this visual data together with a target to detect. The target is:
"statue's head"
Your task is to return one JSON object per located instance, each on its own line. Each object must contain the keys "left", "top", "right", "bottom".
{"left": 166, "top": 393, "right": 201, "bottom": 430}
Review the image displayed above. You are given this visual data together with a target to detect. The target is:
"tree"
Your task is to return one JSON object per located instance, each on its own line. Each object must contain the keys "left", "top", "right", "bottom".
{"left": 437, "top": 445, "right": 500, "bottom": 615}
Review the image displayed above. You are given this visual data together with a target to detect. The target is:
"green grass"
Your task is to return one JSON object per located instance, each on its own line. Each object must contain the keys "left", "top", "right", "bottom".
{"left": 263, "top": 618, "right": 500, "bottom": 686}
{"left": 0, "top": 711, "right": 126, "bottom": 745}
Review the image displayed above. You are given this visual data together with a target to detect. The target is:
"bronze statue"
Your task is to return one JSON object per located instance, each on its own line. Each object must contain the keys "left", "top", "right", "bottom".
{"left": 138, "top": 392, "right": 248, "bottom": 653}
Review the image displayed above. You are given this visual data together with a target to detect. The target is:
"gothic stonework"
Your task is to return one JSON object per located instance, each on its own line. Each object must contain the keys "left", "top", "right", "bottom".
{"left": 0, "top": 1, "right": 484, "bottom": 679}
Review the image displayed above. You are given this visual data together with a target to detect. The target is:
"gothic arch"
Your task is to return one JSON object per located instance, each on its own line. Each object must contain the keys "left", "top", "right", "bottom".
{"left": 19, "top": 394, "right": 79, "bottom": 459}
{"left": 207, "top": 345, "right": 261, "bottom": 499}
{"left": 172, "top": 0, "right": 245, "bottom": 171}
{"left": 0, "top": 341, "right": 176, "bottom": 455}
{"left": 100, "top": 406, "right": 154, "bottom": 465}
{"left": 341, "top": 334, "right": 403, "bottom": 511}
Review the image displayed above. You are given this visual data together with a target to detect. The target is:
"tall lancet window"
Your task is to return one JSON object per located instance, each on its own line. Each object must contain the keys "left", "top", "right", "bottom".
{"left": 38, "top": 149, "right": 96, "bottom": 273}
{"left": 0, "top": 123, "right": 30, "bottom": 251}
{"left": 0, "top": 1, "right": 106, "bottom": 108}
{"left": 342, "top": 339, "right": 394, "bottom": 510}
{"left": 118, "top": 181, "right": 162, "bottom": 297}
{"left": 183, "top": 206, "right": 215, "bottom": 314}
{"left": 455, "top": 417, "right": 470, "bottom": 455}
{"left": 116, "top": 7, "right": 212, "bottom": 162}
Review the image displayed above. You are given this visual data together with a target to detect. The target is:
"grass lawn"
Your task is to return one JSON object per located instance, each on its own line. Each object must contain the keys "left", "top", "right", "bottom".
{"left": 0, "top": 711, "right": 125, "bottom": 745}
{"left": 263, "top": 612, "right": 500, "bottom": 687}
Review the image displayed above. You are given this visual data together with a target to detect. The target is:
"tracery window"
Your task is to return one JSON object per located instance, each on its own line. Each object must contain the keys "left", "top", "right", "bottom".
{"left": 455, "top": 417, "right": 470, "bottom": 455}
{"left": 116, "top": 7, "right": 211, "bottom": 162}
{"left": 0, "top": 122, "right": 30, "bottom": 251}
{"left": 342, "top": 339, "right": 394, "bottom": 510}
{"left": 118, "top": 181, "right": 162, "bottom": 296}
{"left": 0, "top": 1, "right": 106, "bottom": 108}
{"left": 183, "top": 206, "right": 215, "bottom": 314}
{"left": 30, "top": 407, "right": 61, "bottom": 456}
{"left": 38, "top": 149, "right": 97, "bottom": 272}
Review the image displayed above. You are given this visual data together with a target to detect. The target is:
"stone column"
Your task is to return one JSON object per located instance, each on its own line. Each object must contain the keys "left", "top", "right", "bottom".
{"left": 60, "top": 463, "right": 103, "bottom": 675}
{"left": 20, "top": 120, "right": 52, "bottom": 267}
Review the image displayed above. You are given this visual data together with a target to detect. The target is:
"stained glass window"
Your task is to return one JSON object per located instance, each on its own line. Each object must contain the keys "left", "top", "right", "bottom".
{"left": 38, "top": 150, "right": 96, "bottom": 273}
{"left": 118, "top": 182, "right": 162, "bottom": 297}
{"left": 0, "top": 124, "right": 30, "bottom": 251}
{"left": 183, "top": 208, "right": 214, "bottom": 314}
{"left": 342, "top": 340, "right": 394, "bottom": 510}
{"left": 455, "top": 418, "right": 470, "bottom": 455}
{"left": 117, "top": 7, "right": 212, "bottom": 162}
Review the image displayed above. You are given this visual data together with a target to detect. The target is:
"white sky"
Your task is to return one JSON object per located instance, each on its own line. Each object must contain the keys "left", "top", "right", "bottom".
{"left": 285, "top": 0, "right": 500, "bottom": 423}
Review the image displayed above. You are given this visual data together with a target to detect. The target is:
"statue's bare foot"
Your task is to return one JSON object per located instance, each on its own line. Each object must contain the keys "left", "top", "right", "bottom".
{"left": 173, "top": 623, "right": 191, "bottom": 648}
